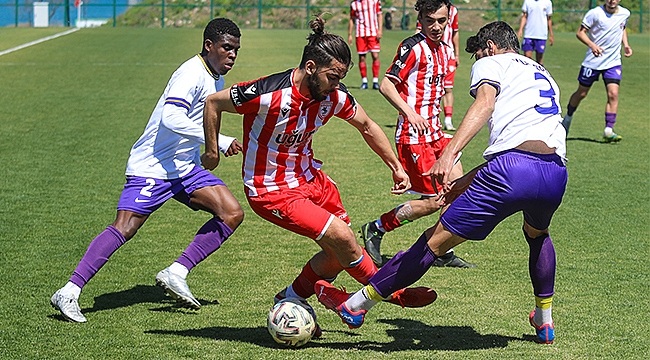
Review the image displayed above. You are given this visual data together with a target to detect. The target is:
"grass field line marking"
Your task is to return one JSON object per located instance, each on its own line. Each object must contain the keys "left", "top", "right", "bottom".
{"left": 0, "top": 28, "right": 80, "bottom": 57}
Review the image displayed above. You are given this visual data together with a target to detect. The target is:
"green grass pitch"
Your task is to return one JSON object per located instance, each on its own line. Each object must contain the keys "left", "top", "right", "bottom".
{"left": 0, "top": 26, "right": 648, "bottom": 359}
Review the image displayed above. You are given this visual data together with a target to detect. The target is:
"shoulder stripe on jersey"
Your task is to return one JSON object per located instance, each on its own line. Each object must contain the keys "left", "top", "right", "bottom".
{"left": 337, "top": 82, "right": 357, "bottom": 108}
{"left": 398, "top": 34, "right": 425, "bottom": 59}
{"left": 165, "top": 97, "right": 191, "bottom": 110}
{"left": 469, "top": 79, "right": 501, "bottom": 98}
{"left": 232, "top": 69, "right": 293, "bottom": 107}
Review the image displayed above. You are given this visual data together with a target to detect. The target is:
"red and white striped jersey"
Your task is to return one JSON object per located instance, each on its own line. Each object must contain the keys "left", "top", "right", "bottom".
{"left": 350, "top": 0, "right": 382, "bottom": 38}
{"left": 230, "top": 69, "right": 357, "bottom": 197}
{"left": 443, "top": 5, "right": 459, "bottom": 59}
{"left": 385, "top": 33, "right": 450, "bottom": 145}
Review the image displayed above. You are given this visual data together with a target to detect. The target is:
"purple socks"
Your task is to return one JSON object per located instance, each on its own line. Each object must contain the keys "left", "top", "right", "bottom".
{"left": 525, "top": 232, "right": 556, "bottom": 297}
{"left": 70, "top": 225, "right": 126, "bottom": 288}
{"left": 369, "top": 233, "right": 437, "bottom": 297}
{"left": 69, "top": 218, "right": 233, "bottom": 289}
{"left": 605, "top": 112, "right": 617, "bottom": 129}
{"left": 176, "top": 218, "right": 233, "bottom": 271}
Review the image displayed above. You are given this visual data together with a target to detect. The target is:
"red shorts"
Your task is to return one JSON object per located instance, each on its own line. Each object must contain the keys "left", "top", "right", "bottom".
{"left": 246, "top": 170, "right": 350, "bottom": 240}
{"left": 355, "top": 36, "right": 380, "bottom": 54}
{"left": 397, "top": 136, "right": 452, "bottom": 196}
{"left": 444, "top": 58, "right": 457, "bottom": 89}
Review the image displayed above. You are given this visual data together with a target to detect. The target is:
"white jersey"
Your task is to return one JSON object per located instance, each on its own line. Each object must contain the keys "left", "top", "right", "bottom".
{"left": 469, "top": 52, "right": 566, "bottom": 161}
{"left": 522, "top": 0, "right": 553, "bottom": 40}
{"left": 581, "top": 5, "right": 630, "bottom": 70}
{"left": 126, "top": 55, "right": 234, "bottom": 179}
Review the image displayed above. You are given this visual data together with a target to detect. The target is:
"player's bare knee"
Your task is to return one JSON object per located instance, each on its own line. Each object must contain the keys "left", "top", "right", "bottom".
{"left": 111, "top": 222, "right": 138, "bottom": 240}
{"left": 220, "top": 206, "right": 244, "bottom": 230}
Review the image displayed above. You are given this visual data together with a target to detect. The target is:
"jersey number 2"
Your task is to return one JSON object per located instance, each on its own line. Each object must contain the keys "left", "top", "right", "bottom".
{"left": 533, "top": 72, "right": 559, "bottom": 115}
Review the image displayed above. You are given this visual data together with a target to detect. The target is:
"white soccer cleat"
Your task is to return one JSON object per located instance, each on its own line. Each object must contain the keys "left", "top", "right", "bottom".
{"left": 155, "top": 268, "right": 201, "bottom": 310}
{"left": 50, "top": 289, "right": 87, "bottom": 323}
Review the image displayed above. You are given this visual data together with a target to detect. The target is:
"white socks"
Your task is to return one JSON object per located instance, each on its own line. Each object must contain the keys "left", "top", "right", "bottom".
{"left": 63, "top": 282, "right": 82, "bottom": 298}
{"left": 169, "top": 262, "right": 189, "bottom": 279}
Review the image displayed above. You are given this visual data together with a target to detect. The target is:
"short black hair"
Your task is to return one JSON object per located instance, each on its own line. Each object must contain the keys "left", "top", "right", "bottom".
{"left": 201, "top": 18, "right": 241, "bottom": 55}
{"left": 465, "top": 21, "right": 520, "bottom": 55}
{"left": 415, "top": 0, "right": 451, "bottom": 16}
{"left": 299, "top": 15, "right": 352, "bottom": 69}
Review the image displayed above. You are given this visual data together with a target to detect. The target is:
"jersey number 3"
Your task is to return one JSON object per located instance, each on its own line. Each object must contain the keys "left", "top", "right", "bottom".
{"left": 533, "top": 72, "right": 559, "bottom": 115}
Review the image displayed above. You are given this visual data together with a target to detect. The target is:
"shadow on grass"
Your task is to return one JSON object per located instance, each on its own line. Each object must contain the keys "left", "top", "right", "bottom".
{"left": 48, "top": 284, "right": 222, "bottom": 322}
{"left": 566, "top": 136, "right": 621, "bottom": 144}
{"left": 87, "top": 285, "right": 219, "bottom": 314}
{"left": 145, "top": 317, "right": 523, "bottom": 351}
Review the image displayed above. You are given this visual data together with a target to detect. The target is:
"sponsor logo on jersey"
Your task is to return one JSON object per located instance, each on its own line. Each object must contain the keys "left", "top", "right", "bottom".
{"left": 230, "top": 86, "right": 242, "bottom": 106}
{"left": 427, "top": 74, "right": 444, "bottom": 86}
{"left": 281, "top": 106, "right": 290, "bottom": 118}
{"left": 275, "top": 129, "right": 316, "bottom": 148}
{"left": 411, "top": 153, "right": 420, "bottom": 163}
{"left": 134, "top": 198, "right": 150, "bottom": 203}
{"left": 400, "top": 46, "right": 409, "bottom": 57}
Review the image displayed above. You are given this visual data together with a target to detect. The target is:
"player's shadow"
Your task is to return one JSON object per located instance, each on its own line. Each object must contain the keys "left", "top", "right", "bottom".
{"left": 145, "top": 318, "right": 523, "bottom": 351}
{"left": 567, "top": 136, "right": 620, "bottom": 144}
{"left": 49, "top": 284, "right": 219, "bottom": 322}
{"left": 365, "top": 318, "right": 522, "bottom": 351}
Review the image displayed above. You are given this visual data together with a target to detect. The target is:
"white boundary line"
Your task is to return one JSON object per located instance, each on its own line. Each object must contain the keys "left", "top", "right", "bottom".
{"left": 0, "top": 28, "right": 80, "bottom": 57}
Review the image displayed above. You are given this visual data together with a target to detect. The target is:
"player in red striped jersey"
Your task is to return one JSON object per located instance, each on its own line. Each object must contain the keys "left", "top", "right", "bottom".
{"left": 203, "top": 15, "right": 438, "bottom": 333}
{"left": 416, "top": 2, "right": 460, "bottom": 131}
{"left": 348, "top": 0, "right": 383, "bottom": 89}
{"left": 441, "top": 3, "right": 460, "bottom": 131}
{"left": 360, "top": 0, "right": 475, "bottom": 268}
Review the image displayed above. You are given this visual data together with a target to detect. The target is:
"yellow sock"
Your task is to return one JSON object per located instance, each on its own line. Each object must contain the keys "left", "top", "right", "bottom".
{"left": 365, "top": 284, "right": 385, "bottom": 301}
{"left": 535, "top": 296, "right": 553, "bottom": 310}
{"left": 534, "top": 296, "right": 553, "bottom": 324}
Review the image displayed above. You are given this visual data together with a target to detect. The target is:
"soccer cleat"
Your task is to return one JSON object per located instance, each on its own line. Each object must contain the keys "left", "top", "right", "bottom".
{"left": 432, "top": 252, "right": 476, "bottom": 268}
{"left": 314, "top": 280, "right": 366, "bottom": 329}
{"left": 372, "top": 82, "right": 380, "bottom": 90}
{"left": 274, "top": 287, "right": 322, "bottom": 338}
{"left": 603, "top": 132, "right": 622, "bottom": 143}
{"left": 443, "top": 124, "right": 457, "bottom": 131}
{"left": 360, "top": 221, "right": 384, "bottom": 266}
{"left": 155, "top": 268, "right": 201, "bottom": 310}
{"left": 360, "top": 82, "right": 368, "bottom": 90}
{"left": 529, "top": 310, "right": 555, "bottom": 344}
{"left": 50, "top": 289, "right": 87, "bottom": 323}
{"left": 385, "top": 287, "right": 438, "bottom": 308}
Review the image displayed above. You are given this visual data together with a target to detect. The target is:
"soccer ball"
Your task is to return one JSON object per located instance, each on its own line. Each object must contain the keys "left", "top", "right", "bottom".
{"left": 267, "top": 298, "right": 317, "bottom": 348}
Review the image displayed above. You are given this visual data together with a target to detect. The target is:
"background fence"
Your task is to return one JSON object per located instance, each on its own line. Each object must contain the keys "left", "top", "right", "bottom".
{"left": 1, "top": 0, "right": 648, "bottom": 33}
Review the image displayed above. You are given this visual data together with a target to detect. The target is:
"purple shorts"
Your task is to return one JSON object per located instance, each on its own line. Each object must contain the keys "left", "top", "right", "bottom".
{"left": 117, "top": 166, "right": 226, "bottom": 215}
{"left": 577, "top": 65, "right": 622, "bottom": 87}
{"left": 441, "top": 150, "right": 567, "bottom": 240}
{"left": 521, "top": 38, "right": 547, "bottom": 54}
